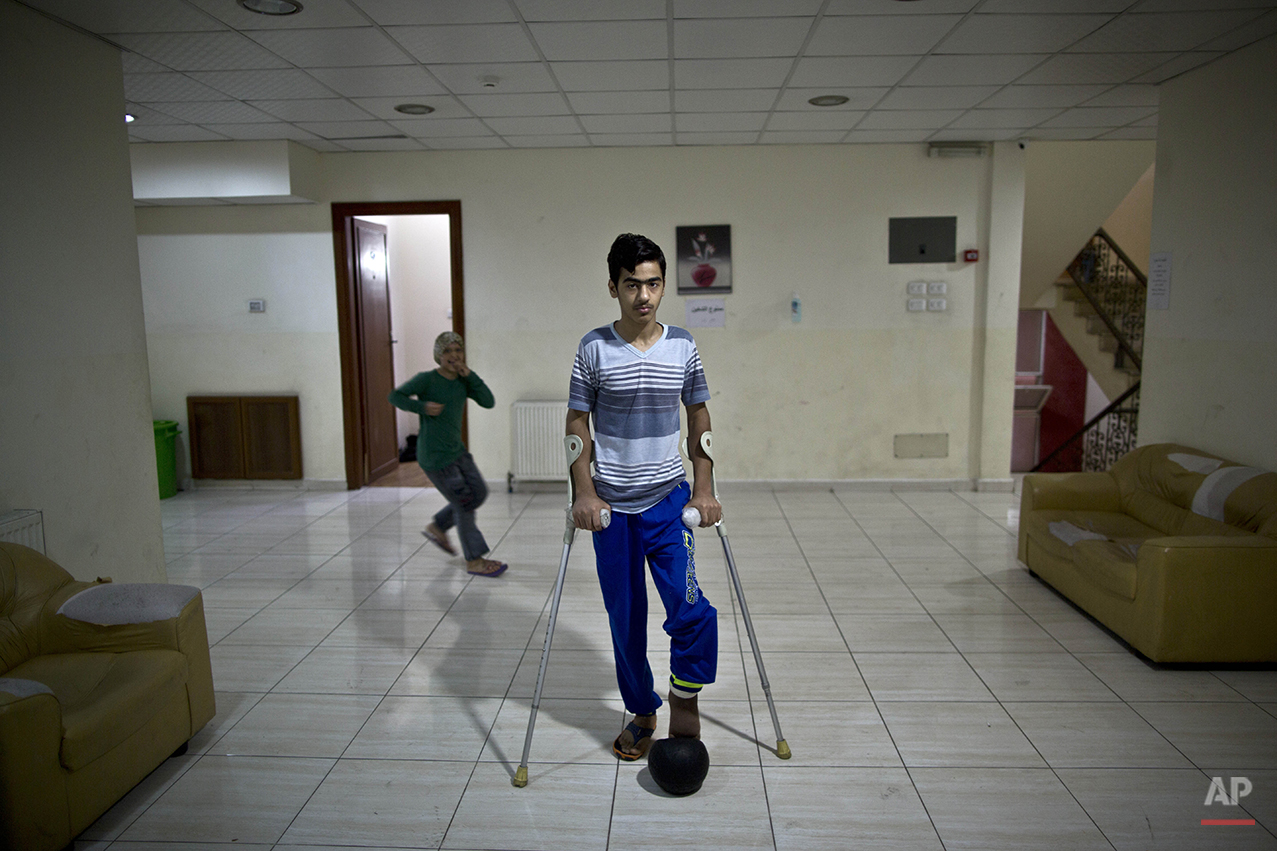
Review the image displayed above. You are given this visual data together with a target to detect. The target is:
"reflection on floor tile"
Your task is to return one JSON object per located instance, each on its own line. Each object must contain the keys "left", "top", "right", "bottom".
{"left": 74, "top": 485, "right": 1277, "bottom": 850}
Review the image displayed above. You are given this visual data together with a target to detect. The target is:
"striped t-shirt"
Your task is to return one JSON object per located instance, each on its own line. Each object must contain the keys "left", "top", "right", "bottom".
{"left": 569, "top": 323, "right": 711, "bottom": 513}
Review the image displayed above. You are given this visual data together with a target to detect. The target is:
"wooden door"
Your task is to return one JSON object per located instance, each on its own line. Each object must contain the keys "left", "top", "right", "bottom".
{"left": 355, "top": 219, "right": 400, "bottom": 483}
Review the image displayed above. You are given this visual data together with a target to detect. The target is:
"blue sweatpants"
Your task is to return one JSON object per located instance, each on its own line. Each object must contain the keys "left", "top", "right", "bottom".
{"left": 592, "top": 481, "right": 718, "bottom": 717}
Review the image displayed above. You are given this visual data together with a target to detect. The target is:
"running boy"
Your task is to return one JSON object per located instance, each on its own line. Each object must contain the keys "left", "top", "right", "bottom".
{"left": 389, "top": 332, "right": 508, "bottom": 577}
{"left": 566, "top": 233, "right": 721, "bottom": 760}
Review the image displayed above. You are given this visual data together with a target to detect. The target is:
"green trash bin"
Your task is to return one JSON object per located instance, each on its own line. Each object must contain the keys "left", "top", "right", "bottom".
{"left": 153, "top": 420, "right": 180, "bottom": 499}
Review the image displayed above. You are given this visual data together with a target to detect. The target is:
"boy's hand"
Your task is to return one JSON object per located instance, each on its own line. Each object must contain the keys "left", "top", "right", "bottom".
{"left": 572, "top": 495, "right": 612, "bottom": 531}
{"left": 686, "top": 494, "right": 722, "bottom": 527}
{"left": 424, "top": 401, "right": 444, "bottom": 416}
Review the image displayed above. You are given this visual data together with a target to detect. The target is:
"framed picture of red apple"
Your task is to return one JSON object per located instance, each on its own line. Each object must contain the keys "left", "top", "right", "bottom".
{"left": 675, "top": 225, "right": 732, "bottom": 295}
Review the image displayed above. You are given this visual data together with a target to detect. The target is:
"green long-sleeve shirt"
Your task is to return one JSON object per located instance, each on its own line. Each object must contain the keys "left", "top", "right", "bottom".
{"left": 388, "top": 369, "right": 495, "bottom": 471}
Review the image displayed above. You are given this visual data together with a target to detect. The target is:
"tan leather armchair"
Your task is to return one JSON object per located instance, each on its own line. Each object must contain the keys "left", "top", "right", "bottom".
{"left": 0, "top": 543, "right": 215, "bottom": 851}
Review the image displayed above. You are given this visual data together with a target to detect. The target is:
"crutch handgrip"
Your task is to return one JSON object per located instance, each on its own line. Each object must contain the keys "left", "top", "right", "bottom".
{"left": 564, "top": 434, "right": 584, "bottom": 544}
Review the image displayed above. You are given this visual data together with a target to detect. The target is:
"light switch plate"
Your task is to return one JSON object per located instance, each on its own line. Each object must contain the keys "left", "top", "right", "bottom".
{"left": 248, "top": 299, "right": 266, "bottom": 313}
{"left": 907, "top": 297, "right": 927, "bottom": 312}
{"left": 927, "top": 297, "right": 947, "bottom": 311}
{"left": 928, "top": 281, "right": 947, "bottom": 295}
{"left": 907, "top": 281, "right": 928, "bottom": 295}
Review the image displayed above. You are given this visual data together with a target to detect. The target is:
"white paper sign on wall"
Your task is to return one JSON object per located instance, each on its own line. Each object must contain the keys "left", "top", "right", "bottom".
{"left": 1148, "top": 251, "right": 1172, "bottom": 310}
{"left": 686, "top": 298, "right": 726, "bottom": 328}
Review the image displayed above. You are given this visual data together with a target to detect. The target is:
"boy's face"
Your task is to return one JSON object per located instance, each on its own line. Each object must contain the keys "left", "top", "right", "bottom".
{"left": 437, "top": 342, "right": 465, "bottom": 374}
{"left": 609, "top": 260, "right": 665, "bottom": 326}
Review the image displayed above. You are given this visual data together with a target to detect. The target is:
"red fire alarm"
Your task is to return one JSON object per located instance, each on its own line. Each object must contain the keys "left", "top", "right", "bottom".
{"left": 963, "top": 249, "right": 979, "bottom": 262}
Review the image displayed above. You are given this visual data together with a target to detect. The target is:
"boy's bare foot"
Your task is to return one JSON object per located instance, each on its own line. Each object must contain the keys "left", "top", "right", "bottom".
{"left": 612, "top": 712, "right": 657, "bottom": 760}
{"left": 667, "top": 692, "right": 700, "bottom": 739}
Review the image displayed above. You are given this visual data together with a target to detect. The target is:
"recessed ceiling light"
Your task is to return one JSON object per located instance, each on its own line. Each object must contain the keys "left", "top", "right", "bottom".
{"left": 394, "top": 103, "right": 435, "bottom": 115}
{"left": 808, "top": 95, "right": 850, "bottom": 107}
{"left": 238, "top": 0, "right": 302, "bottom": 15}
{"left": 124, "top": 113, "right": 135, "bottom": 123}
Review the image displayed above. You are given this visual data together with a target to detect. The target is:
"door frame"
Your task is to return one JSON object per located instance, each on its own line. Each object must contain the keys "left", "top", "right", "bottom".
{"left": 331, "top": 200, "right": 464, "bottom": 490}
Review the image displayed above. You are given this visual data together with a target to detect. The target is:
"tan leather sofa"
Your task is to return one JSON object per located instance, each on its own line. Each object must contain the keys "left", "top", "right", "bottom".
{"left": 1018, "top": 443, "right": 1277, "bottom": 663}
{"left": 0, "top": 543, "right": 215, "bottom": 851}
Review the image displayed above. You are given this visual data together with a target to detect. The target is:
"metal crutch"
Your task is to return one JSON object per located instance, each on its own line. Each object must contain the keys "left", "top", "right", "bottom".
{"left": 688, "top": 431, "right": 791, "bottom": 759}
{"left": 513, "top": 434, "right": 602, "bottom": 787}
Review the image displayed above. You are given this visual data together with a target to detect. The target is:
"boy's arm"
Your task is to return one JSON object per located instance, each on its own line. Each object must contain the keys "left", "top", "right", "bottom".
{"left": 566, "top": 408, "right": 610, "bottom": 531}
{"left": 388, "top": 374, "right": 427, "bottom": 414}
{"left": 685, "top": 402, "right": 722, "bottom": 527}
{"left": 461, "top": 371, "right": 496, "bottom": 409}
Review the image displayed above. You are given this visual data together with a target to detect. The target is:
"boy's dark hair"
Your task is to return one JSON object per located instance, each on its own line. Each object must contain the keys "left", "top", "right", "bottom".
{"left": 607, "top": 233, "right": 666, "bottom": 284}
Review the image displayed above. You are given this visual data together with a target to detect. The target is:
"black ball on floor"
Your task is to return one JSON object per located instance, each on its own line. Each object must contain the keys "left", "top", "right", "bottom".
{"left": 647, "top": 737, "right": 709, "bottom": 796}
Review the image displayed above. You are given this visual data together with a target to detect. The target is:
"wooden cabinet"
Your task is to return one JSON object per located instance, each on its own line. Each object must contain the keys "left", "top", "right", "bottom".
{"left": 187, "top": 395, "right": 302, "bottom": 480}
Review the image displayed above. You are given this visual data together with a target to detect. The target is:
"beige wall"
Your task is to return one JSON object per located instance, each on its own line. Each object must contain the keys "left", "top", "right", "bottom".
{"left": 138, "top": 142, "right": 1026, "bottom": 486}
{"left": 1141, "top": 34, "right": 1277, "bottom": 470}
{"left": 1019, "top": 141, "right": 1156, "bottom": 308}
{"left": 0, "top": 2, "right": 164, "bottom": 582}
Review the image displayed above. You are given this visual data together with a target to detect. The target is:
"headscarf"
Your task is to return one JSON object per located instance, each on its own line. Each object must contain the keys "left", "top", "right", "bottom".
{"left": 433, "top": 331, "right": 463, "bottom": 364}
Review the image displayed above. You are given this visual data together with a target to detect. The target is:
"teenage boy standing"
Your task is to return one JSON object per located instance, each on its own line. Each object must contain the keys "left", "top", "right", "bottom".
{"left": 566, "top": 233, "right": 721, "bottom": 760}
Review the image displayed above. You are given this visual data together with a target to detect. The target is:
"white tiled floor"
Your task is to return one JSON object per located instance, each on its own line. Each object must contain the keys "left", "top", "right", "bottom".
{"left": 76, "top": 484, "right": 1277, "bottom": 850}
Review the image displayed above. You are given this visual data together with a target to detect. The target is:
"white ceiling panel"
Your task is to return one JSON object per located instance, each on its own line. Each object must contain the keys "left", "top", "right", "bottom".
{"left": 1199, "top": 9, "right": 1277, "bottom": 51}
{"left": 1070, "top": 10, "right": 1263, "bottom": 52}
{"left": 676, "top": 112, "right": 768, "bottom": 132}
{"left": 389, "top": 117, "right": 494, "bottom": 137}
{"left": 528, "top": 21, "right": 669, "bottom": 60}
{"left": 113, "top": 32, "right": 291, "bottom": 71}
{"left": 807, "top": 15, "right": 963, "bottom": 57}
{"left": 200, "top": 123, "right": 323, "bottom": 141}
{"left": 338, "top": 137, "right": 425, "bottom": 151}
{"left": 1082, "top": 84, "right": 1160, "bottom": 106}
{"left": 389, "top": 24, "right": 538, "bottom": 64}
{"left": 128, "top": 124, "right": 230, "bottom": 142}
{"left": 843, "top": 129, "right": 934, "bottom": 143}
{"left": 459, "top": 93, "right": 571, "bottom": 117}
{"left": 789, "top": 56, "right": 919, "bottom": 88}
{"left": 903, "top": 54, "right": 1048, "bottom": 86}
{"left": 352, "top": 97, "right": 471, "bottom": 120}
{"left": 247, "top": 27, "right": 413, "bottom": 67}
{"left": 427, "top": 63, "right": 557, "bottom": 94}
{"left": 675, "top": 131, "right": 759, "bottom": 145}
{"left": 930, "top": 126, "right": 1023, "bottom": 141}
{"left": 505, "top": 135, "right": 590, "bottom": 148}
{"left": 295, "top": 119, "right": 401, "bottom": 138}
{"left": 580, "top": 114, "right": 673, "bottom": 134}
{"left": 877, "top": 86, "right": 1001, "bottom": 110}
{"left": 484, "top": 116, "right": 582, "bottom": 135}
{"left": 589, "top": 133, "right": 676, "bottom": 147}
{"left": 677, "top": 89, "right": 779, "bottom": 112}
{"left": 568, "top": 91, "right": 672, "bottom": 115}
{"left": 124, "top": 73, "right": 233, "bottom": 103}
{"left": 1040, "top": 106, "right": 1158, "bottom": 127}
{"left": 948, "top": 108, "right": 1064, "bottom": 128}
{"left": 150, "top": 100, "right": 279, "bottom": 123}
{"left": 123, "top": 104, "right": 185, "bottom": 125}
{"left": 423, "top": 136, "right": 507, "bottom": 149}
{"left": 978, "top": 0, "right": 1128, "bottom": 11}
{"left": 1130, "top": 51, "right": 1225, "bottom": 83}
{"left": 551, "top": 60, "right": 670, "bottom": 92}
{"left": 121, "top": 54, "right": 175, "bottom": 74}
{"left": 250, "top": 99, "right": 376, "bottom": 122}
{"left": 826, "top": 0, "right": 978, "bottom": 14}
{"left": 674, "top": 17, "right": 812, "bottom": 59}
{"left": 1100, "top": 126, "right": 1158, "bottom": 139}
{"left": 857, "top": 109, "right": 964, "bottom": 130}
{"left": 774, "top": 88, "right": 888, "bottom": 111}
{"left": 30, "top": 0, "right": 221, "bottom": 34}
{"left": 1017, "top": 52, "right": 1169, "bottom": 84}
{"left": 766, "top": 111, "right": 864, "bottom": 131}
{"left": 187, "top": 0, "right": 370, "bottom": 29}
{"left": 760, "top": 131, "right": 849, "bottom": 144}
{"left": 674, "top": 58, "right": 794, "bottom": 89}
{"left": 306, "top": 65, "right": 447, "bottom": 98}
{"left": 189, "top": 69, "right": 340, "bottom": 100}
{"left": 939, "top": 14, "right": 1114, "bottom": 54}
{"left": 979, "top": 84, "right": 1111, "bottom": 109}
{"left": 353, "top": 0, "right": 517, "bottom": 26}
{"left": 674, "top": 0, "right": 825, "bottom": 17}
{"left": 518, "top": 0, "right": 666, "bottom": 22}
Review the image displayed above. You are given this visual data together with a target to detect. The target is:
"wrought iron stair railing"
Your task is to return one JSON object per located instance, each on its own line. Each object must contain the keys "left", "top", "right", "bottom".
{"left": 1032, "top": 229, "right": 1147, "bottom": 473}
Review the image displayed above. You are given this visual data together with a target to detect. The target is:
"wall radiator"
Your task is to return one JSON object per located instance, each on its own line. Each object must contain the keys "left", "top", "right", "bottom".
{"left": 0, "top": 510, "right": 46, "bottom": 554}
{"left": 510, "top": 401, "right": 569, "bottom": 489}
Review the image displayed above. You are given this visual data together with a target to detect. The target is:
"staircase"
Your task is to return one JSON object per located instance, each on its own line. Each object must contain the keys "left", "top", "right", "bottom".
{"left": 1034, "top": 229, "right": 1146, "bottom": 473}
